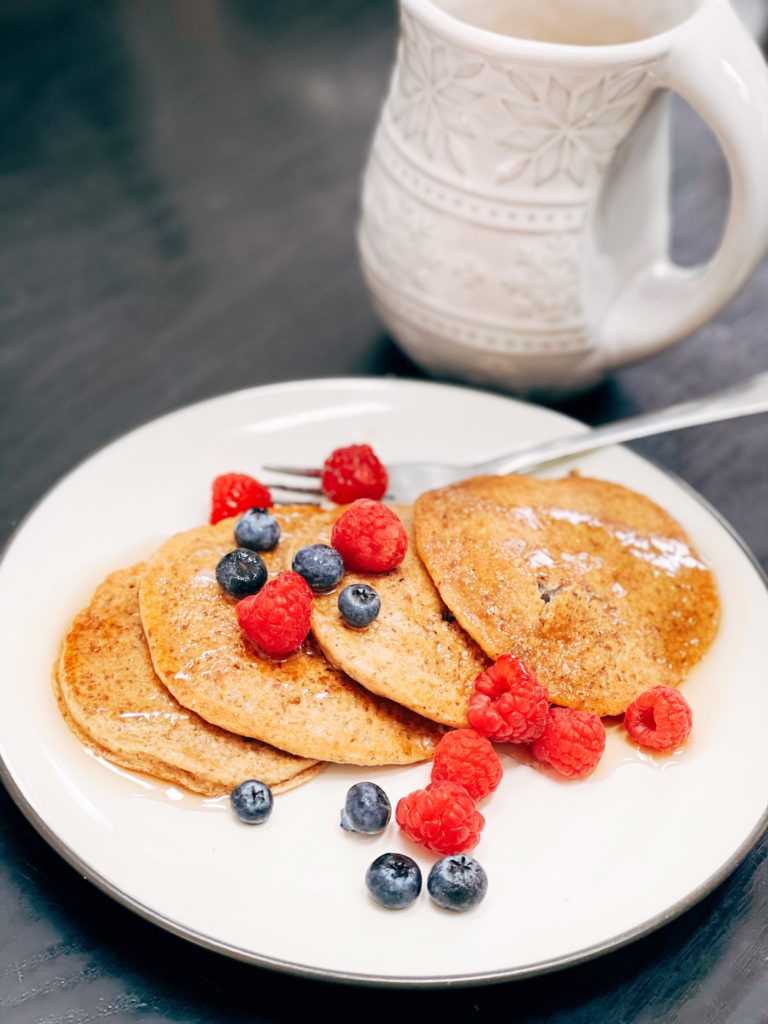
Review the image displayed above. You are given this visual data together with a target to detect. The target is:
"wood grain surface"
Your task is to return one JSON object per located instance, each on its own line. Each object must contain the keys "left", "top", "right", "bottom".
{"left": 1, "top": 2, "right": 766, "bottom": 1021}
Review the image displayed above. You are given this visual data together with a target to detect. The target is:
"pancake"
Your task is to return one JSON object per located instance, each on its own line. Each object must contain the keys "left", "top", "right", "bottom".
{"left": 284, "top": 506, "right": 489, "bottom": 727}
{"left": 56, "top": 565, "right": 322, "bottom": 797}
{"left": 414, "top": 474, "right": 720, "bottom": 717}
{"left": 138, "top": 511, "right": 441, "bottom": 764}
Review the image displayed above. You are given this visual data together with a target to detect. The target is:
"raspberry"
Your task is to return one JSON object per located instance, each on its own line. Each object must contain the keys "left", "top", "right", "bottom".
{"left": 430, "top": 729, "right": 503, "bottom": 801}
{"left": 321, "top": 444, "right": 388, "bottom": 504}
{"left": 531, "top": 707, "right": 606, "bottom": 778}
{"left": 624, "top": 686, "right": 692, "bottom": 751}
{"left": 468, "top": 655, "right": 549, "bottom": 744}
{"left": 236, "top": 571, "right": 312, "bottom": 657}
{"left": 211, "top": 473, "right": 272, "bottom": 525}
{"left": 396, "top": 781, "right": 484, "bottom": 855}
{"left": 331, "top": 500, "right": 408, "bottom": 573}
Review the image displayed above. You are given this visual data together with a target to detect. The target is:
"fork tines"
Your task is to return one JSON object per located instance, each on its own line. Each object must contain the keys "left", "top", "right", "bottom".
{"left": 262, "top": 465, "right": 324, "bottom": 502}
{"left": 266, "top": 482, "right": 324, "bottom": 497}
{"left": 262, "top": 465, "right": 323, "bottom": 478}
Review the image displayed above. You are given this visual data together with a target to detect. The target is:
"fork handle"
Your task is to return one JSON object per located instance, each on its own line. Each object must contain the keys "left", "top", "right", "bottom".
{"left": 480, "top": 370, "right": 768, "bottom": 476}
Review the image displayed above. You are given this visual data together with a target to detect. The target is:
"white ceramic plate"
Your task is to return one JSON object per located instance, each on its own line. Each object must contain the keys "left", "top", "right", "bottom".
{"left": 1, "top": 378, "right": 766, "bottom": 987}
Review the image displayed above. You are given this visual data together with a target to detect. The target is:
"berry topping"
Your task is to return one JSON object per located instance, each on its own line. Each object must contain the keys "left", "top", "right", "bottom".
{"left": 292, "top": 544, "right": 344, "bottom": 592}
{"left": 331, "top": 500, "right": 408, "bottom": 573}
{"left": 340, "top": 781, "right": 391, "bottom": 834}
{"left": 468, "top": 654, "right": 550, "bottom": 744}
{"left": 210, "top": 473, "right": 272, "bottom": 525}
{"left": 396, "top": 781, "right": 484, "bottom": 855}
{"left": 338, "top": 583, "right": 381, "bottom": 629}
{"left": 531, "top": 707, "right": 606, "bottom": 778}
{"left": 365, "top": 853, "right": 422, "bottom": 910}
{"left": 236, "top": 571, "right": 313, "bottom": 657}
{"left": 322, "top": 444, "right": 388, "bottom": 504}
{"left": 230, "top": 779, "right": 273, "bottom": 824}
{"left": 427, "top": 854, "right": 488, "bottom": 913}
{"left": 215, "top": 549, "right": 268, "bottom": 599}
{"left": 430, "top": 729, "right": 503, "bottom": 801}
{"left": 235, "top": 508, "right": 281, "bottom": 552}
{"left": 624, "top": 686, "right": 693, "bottom": 751}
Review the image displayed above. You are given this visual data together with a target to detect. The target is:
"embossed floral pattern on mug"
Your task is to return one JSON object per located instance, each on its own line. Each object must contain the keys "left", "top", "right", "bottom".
{"left": 501, "top": 237, "right": 583, "bottom": 323}
{"left": 390, "top": 12, "right": 652, "bottom": 190}
{"left": 392, "top": 13, "right": 484, "bottom": 173}
{"left": 496, "top": 67, "right": 651, "bottom": 187}
{"left": 362, "top": 165, "right": 442, "bottom": 291}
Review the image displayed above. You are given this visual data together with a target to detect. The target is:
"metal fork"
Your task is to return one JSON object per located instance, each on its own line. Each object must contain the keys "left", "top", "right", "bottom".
{"left": 264, "top": 371, "right": 768, "bottom": 504}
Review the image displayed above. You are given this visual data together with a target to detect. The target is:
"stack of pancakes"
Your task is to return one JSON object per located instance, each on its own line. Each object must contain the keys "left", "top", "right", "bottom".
{"left": 54, "top": 474, "right": 720, "bottom": 797}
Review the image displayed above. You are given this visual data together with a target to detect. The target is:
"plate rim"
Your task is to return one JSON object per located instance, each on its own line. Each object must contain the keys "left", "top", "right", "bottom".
{"left": 1, "top": 375, "right": 766, "bottom": 988}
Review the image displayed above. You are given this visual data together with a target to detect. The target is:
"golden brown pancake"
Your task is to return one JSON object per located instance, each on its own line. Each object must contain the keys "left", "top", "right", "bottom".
{"left": 139, "top": 511, "right": 441, "bottom": 764}
{"left": 56, "top": 565, "right": 322, "bottom": 797}
{"left": 415, "top": 474, "right": 720, "bottom": 717}
{"left": 283, "top": 506, "right": 489, "bottom": 727}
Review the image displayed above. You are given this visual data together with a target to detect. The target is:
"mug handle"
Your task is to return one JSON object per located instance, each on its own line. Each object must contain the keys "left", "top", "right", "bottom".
{"left": 602, "top": 0, "right": 768, "bottom": 365}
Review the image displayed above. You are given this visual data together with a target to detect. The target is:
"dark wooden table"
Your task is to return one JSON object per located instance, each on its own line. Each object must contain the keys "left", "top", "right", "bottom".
{"left": 1, "top": 2, "right": 767, "bottom": 1020}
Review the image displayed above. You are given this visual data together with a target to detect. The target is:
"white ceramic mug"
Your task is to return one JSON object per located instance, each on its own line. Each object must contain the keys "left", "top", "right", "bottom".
{"left": 358, "top": 0, "right": 768, "bottom": 394}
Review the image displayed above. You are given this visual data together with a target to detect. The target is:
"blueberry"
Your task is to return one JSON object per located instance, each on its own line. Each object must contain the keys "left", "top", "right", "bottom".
{"left": 366, "top": 853, "right": 422, "bottom": 909}
{"left": 340, "top": 782, "right": 391, "bottom": 834}
{"left": 427, "top": 855, "right": 488, "bottom": 912}
{"left": 338, "top": 583, "right": 380, "bottom": 628}
{"left": 216, "top": 549, "right": 268, "bottom": 598}
{"left": 292, "top": 544, "right": 344, "bottom": 592}
{"left": 235, "top": 508, "right": 281, "bottom": 552}
{"left": 230, "top": 779, "right": 274, "bottom": 824}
